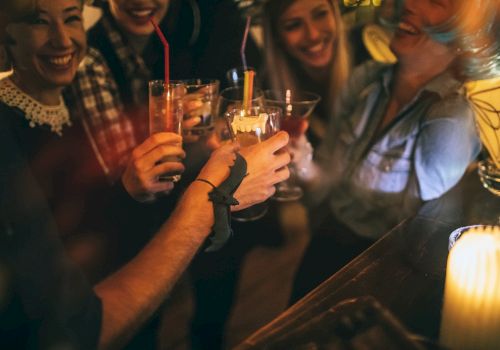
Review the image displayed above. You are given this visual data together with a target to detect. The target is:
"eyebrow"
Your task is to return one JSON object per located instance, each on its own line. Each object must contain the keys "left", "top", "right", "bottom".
{"left": 37, "top": 6, "right": 81, "bottom": 15}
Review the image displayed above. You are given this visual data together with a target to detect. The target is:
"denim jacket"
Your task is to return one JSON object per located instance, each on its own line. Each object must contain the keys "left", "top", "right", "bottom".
{"left": 311, "top": 61, "right": 481, "bottom": 239}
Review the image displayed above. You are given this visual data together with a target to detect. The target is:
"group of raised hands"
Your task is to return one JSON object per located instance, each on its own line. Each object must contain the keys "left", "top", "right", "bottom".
{"left": 122, "top": 126, "right": 291, "bottom": 210}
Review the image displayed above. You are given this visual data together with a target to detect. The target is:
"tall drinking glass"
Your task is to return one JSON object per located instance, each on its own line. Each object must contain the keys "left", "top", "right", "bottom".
{"left": 149, "top": 80, "right": 185, "bottom": 182}
{"left": 264, "top": 90, "right": 320, "bottom": 201}
{"left": 174, "top": 79, "right": 220, "bottom": 137}
{"left": 226, "top": 106, "right": 281, "bottom": 222}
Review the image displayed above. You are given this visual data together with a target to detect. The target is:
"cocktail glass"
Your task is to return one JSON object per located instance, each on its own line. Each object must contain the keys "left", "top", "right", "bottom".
{"left": 264, "top": 89, "right": 321, "bottom": 201}
{"left": 149, "top": 80, "right": 185, "bottom": 182}
{"left": 225, "top": 106, "right": 281, "bottom": 222}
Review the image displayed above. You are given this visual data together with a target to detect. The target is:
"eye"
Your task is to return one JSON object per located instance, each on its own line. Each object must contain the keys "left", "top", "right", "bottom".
{"left": 312, "top": 9, "right": 330, "bottom": 21}
{"left": 65, "top": 15, "right": 82, "bottom": 24}
{"left": 27, "top": 16, "right": 49, "bottom": 25}
{"left": 282, "top": 20, "right": 302, "bottom": 32}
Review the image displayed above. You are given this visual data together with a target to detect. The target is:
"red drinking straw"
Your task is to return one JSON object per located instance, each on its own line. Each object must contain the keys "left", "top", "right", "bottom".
{"left": 240, "top": 16, "right": 251, "bottom": 70}
{"left": 150, "top": 17, "right": 173, "bottom": 131}
{"left": 150, "top": 17, "right": 169, "bottom": 84}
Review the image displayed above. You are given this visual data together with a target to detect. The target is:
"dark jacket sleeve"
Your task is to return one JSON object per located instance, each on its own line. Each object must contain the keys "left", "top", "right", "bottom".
{"left": 0, "top": 109, "right": 102, "bottom": 350}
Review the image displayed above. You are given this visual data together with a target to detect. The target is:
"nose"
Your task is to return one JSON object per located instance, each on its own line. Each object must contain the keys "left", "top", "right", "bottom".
{"left": 49, "top": 22, "right": 72, "bottom": 49}
{"left": 304, "top": 21, "right": 321, "bottom": 42}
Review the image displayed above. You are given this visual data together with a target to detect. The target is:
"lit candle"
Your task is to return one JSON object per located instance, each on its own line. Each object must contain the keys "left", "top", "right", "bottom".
{"left": 440, "top": 226, "right": 500, "bottom": 350}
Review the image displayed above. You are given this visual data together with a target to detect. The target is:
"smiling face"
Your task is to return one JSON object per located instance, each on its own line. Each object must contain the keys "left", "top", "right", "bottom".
{"left": 390, "top": 0, "right": 458, "bottom": 61}
{"left": 108, "top": 0, "right": 170, "bottom": 35}
{"left": 277, "top": 0, "right": 336, "bottom": 73}
{"left": 5, "top": 0, "right": 86, "bottom": 92}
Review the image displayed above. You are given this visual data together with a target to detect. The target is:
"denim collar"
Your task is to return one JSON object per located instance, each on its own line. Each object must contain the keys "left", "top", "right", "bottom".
{"left": 380, "top": 64, "right": 463, "bottom": 98}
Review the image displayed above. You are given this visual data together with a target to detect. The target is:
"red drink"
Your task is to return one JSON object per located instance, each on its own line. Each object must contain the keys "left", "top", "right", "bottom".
{"left": 281, "top": 117, "right": 307, "bottom": 138}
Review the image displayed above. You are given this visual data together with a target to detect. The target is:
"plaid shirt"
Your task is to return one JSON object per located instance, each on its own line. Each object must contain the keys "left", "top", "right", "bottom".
{"left": 68, "top": 8, "right": 155, "bottom": 182}
{"left": 68, "top": 47, "right": 137, "bottom": 182}
{"left": 99, "top": 16, "right": 151, "bottom": 107}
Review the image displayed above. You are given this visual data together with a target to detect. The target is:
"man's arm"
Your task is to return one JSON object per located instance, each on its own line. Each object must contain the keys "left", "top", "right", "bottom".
{"left": 94, "top": 144, "right": 235, "bottom": 349}
{"left": 93, "top": 132, "right": 290, "bottom": 349}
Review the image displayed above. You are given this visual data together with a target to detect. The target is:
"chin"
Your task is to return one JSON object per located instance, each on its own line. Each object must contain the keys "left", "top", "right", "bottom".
{"left": 305, "top": 58, "right": 332, "bottom": 72}
{"left": 129, "top": 24, "right": 155, "bottom": 36}
{"left": 44, "top": 74, "right": 77, "bottom": 90}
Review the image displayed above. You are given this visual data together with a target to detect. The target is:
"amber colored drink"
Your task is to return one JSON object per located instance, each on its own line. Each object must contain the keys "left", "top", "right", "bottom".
{"left": 236, "top": 133, "right": 260, "bottom": 147}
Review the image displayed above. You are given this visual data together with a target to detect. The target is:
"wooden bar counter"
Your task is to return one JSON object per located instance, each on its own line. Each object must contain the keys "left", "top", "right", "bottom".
{"left": 236, "top": 169, "right": 500, "bottom": 349}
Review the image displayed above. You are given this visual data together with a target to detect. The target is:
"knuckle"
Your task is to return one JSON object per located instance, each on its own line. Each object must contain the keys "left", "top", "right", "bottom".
{"left": 132, "top": 159, "right": 142, "bottom": 171}
{"left": 131, "top": 148, "right": 141, "bottom": 159}
{"left": 151, "top": 133, "right": 162, "bottom": 144}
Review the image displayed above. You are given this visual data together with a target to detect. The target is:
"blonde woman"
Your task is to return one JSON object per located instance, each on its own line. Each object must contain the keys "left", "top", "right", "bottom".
{"left": 261, "top": 0, "right": 351, "bottom": 146}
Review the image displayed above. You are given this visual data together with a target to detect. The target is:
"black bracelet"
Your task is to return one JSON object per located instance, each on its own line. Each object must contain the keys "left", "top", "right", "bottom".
{"left": 195, "top": 153, "right": 247, "bottom": 252}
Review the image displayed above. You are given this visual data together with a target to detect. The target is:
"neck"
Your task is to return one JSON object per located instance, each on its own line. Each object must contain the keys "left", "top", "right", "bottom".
{"left": 303, "top": 65, "right": 330, "bottom": 85}
{"left": 392, "top": 55, "right": 454, "bottom": 104}
{"left": 11, "top": 73, "right": 62, "bottom": 106}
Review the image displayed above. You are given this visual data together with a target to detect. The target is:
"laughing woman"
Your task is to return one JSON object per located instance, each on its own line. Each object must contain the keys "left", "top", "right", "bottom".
{"left": 290, "top": 0, "right": 489, "bottom": 303}
{"left": 0, "top": 0, "right": 119, "bottom": 276}
{"left": 261, "top": 0, "right": 351, "bottom": 147}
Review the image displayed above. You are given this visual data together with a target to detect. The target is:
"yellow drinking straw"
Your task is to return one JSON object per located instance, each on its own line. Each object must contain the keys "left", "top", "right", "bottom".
{"left": 242, "top": 69, "right": 255, "bottom": 114}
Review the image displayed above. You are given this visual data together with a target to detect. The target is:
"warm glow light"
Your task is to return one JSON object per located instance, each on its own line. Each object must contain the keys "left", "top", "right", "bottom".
{"left": 465, "top": 78, "right": 500, "bottom": 168}
{"left": 440, "top": 226, "right": 500, "bottom": 350}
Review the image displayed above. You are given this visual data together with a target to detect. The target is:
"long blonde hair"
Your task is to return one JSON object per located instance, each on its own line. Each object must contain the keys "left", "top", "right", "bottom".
{"left": 262, "top": 0, "right": 350, "bottom": 111}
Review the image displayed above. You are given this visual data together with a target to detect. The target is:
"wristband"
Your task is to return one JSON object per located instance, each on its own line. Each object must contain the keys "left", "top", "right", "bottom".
{"left": 196, "top": 152, "right": 247, "bottom": 252}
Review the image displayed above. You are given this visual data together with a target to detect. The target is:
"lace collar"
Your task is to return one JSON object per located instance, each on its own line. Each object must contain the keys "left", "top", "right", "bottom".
{"left": 0, "top": 77, "right": 71, "bottom": 136}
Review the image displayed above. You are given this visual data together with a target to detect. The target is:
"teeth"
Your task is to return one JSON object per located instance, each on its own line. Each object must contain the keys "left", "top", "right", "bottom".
{"left": 307, "top": 43, "right": 324, "bottom": 53}
{"left": 48, "top": 54, "right": 72, "bottom": 66}
{"left": 130, "top": 9, "right": 153, "bottom": 17}
{"left": 398, "top": 22, "right": 418, "bottom": 34}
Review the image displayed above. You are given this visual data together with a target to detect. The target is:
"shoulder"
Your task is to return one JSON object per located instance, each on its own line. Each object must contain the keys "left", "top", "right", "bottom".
{"left": 79, "top": 47, "right": 109, "bottom": 71}
{"left": 342, "top": 61, "right": 391, "bottom": 98}
{"left": 73, "top": 48, "right": 117, "bottom": 91}
{"left": 351, "top": 60, "right": 390, "bottom": 86}
{"left": 425, "top": 91, "right": 474, "bottom": 125}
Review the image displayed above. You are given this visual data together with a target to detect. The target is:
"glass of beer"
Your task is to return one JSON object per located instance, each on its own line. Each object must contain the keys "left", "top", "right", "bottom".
{"left": 225, "top": 105, "right": 281, "bottom": 222}
{"left": 149, "top": 80, "right": 185, "bottom": 182}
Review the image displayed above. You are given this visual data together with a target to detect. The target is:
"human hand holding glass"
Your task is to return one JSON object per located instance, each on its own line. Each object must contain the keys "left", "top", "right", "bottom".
{"left": 225, "top": 106, "right": 282, "bottom": 221}
{"left": 177, "top": 79, "right": 220, "bottom": 141}
{"left": 264, "top": 90, "right": 320, "bottom": 201}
